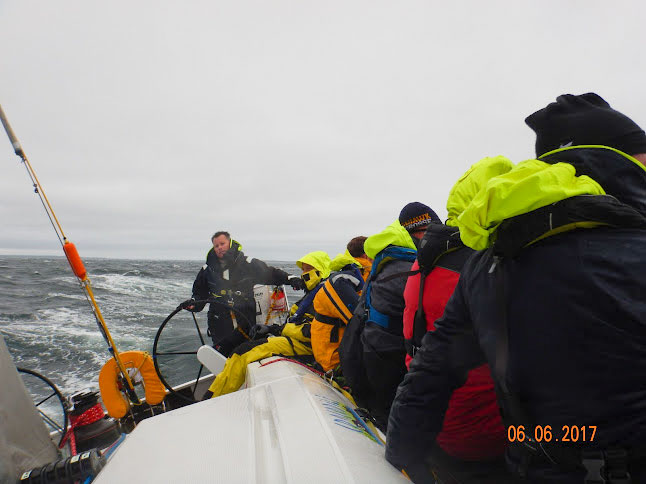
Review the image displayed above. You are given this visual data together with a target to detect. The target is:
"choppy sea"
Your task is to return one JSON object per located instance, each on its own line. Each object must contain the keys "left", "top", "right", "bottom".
{"left": 0, "top": 255, "right": 301, "bottom": 418}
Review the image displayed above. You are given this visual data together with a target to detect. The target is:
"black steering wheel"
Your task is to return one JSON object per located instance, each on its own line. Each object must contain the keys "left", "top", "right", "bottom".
{"left": 17, "top": 367, "right": 69, "bottom": 447}
{"left": 152, "top": 299, "right": 253, "bottom": 404}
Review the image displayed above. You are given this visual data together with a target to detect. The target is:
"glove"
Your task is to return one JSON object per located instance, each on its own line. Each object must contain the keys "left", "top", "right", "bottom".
{"left": 180, "top": 298, "right": 198, "bottom": 311}
{"left": 288, "top": 275, "right": 306, "bottom": 291}
{"left": 249, "top": 324, "right": 271, "bottom": 340}
{"left": 250, "top": 324, "right": 282, "bottom": 340}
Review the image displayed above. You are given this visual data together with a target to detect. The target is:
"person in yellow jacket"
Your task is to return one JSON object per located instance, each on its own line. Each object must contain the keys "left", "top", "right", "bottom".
{"left": 311, "top": 237, "right": 372, "bottom": 372}
{"left": 203, "top": 251, "right": 331, "bottom": 399}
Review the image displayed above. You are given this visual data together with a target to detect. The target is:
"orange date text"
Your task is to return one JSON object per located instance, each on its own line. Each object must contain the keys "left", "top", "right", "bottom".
{"left": 507, "top": 425, "right": 597, "bottom": 443}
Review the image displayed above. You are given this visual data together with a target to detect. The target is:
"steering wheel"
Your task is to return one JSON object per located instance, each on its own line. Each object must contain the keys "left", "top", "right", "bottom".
{"left": 152, "top": 299, "right": 253, "bottom": 403}
{"left": 17, "top": 367, "right": 69, "bottom": 447}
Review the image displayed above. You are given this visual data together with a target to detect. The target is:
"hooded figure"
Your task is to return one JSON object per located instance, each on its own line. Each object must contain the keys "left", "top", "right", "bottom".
{"left": 289, "top": 251, "right": 331, "bottom": 322}
{"left": 295, "top": 251, "right": 331, "bottom": 292}
{"left": 386, "top": 94, "right": 646, "bottom": 483}
{"left": 340, "top": 203, "right": 439, "bottom": 430}
{"left": 311, "top": 240, "right": 371, "bottom": 372}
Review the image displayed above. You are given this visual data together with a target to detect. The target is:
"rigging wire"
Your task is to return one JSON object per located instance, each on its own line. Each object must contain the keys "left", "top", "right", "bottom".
{"left": 0, "top": 104, "right": 140, "bottom": 406}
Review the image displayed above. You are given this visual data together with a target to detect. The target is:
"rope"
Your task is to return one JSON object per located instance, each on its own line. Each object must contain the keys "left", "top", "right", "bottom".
{"left": 59, "top": 403, "right": 105, "bottom": 455}
{"left": 259, "top": 357, "right": 325, "bottom": 377}
{"left": 264, "top": 294, "right": 279, "bottom": 324}
{"left": 258, "top": 358, "right": 351, "bottom": 397}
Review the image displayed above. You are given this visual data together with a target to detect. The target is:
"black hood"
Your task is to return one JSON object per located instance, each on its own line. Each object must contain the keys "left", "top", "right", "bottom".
{"left": 541, "top": 147, "right": 646, "bottom": 216}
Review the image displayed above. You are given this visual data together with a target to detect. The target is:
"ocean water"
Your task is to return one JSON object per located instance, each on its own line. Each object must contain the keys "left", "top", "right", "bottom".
{"left": 0, "top": 255, "right": 301, "bottom": 410}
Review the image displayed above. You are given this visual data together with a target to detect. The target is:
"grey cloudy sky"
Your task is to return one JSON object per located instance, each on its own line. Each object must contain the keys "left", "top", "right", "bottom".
{"left": 2, "top": 0, "right": 645, "bottom": 261}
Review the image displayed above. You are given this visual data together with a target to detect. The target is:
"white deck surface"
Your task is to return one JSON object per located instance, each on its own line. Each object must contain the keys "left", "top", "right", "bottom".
{"left": 94, "top": 358, "right": 408, "bottom": 483}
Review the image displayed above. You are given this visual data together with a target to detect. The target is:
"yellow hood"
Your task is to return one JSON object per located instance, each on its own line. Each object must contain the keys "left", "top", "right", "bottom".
{"left": 329, "top": 250, "right": 363, "bottom": 272}
{"left": 446, "top": 156, "right": 514, "bottom": 226}
{"left": 457, "top": 159, "right": 605, "bottom": 250}
{"left": 296, "top": 251, "right": 331, "bottom": 278}
{"left": 364, "top": 221, "right": 416, "bottom": 259}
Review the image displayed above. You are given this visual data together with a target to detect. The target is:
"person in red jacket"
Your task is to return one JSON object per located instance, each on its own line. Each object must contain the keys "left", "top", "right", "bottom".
{"left": 400, "top": 157, "right": 514, "bottom": 483}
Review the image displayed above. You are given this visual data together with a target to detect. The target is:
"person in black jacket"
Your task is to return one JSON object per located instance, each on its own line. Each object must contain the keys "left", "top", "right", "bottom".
{"left": 386, "top": 94, "right": 646, "bottom": 483}
{"left": 187, "top": 231, "right": 305, "bottom": 355}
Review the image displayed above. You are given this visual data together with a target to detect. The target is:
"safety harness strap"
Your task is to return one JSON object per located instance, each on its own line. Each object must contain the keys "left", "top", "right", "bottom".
{"left": 314, "top": 313, "right": 344, "bottom": 343}
{"left": 404, "top": 272, "right": 427, "bottom": 357}
{"left": 378, "top": 269, "right": 420, "bottom": 283}
{"left": 322, "top": 283, "right": 353, "bottom": 323}
{"left": 493, "top": 194, "right": 646, "bottom": 258}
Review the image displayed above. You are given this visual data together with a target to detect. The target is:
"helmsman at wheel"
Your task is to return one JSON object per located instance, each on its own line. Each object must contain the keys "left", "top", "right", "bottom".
{"left": 186, "top": 231, "right": 305, "bottom": 355}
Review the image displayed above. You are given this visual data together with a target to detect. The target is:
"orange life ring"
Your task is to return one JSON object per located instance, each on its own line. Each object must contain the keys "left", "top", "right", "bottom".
{"left": 99, "top": 351, "right": 166, "bottom": 419}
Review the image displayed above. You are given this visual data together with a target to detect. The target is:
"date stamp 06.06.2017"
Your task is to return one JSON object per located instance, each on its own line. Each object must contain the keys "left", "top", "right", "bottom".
{"left": 507, "top": 425, "right": 597, "bottom": 443}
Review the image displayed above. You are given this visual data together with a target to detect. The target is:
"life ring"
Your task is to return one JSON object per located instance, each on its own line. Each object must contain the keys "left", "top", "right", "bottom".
{"left": 99, "top": 351, "right": 166, "bottom": 419}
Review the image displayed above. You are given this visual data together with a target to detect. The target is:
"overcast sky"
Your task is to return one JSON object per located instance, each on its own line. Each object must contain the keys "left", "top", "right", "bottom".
{"left": 2, "top": 1, "right": 645, "bottom": 262}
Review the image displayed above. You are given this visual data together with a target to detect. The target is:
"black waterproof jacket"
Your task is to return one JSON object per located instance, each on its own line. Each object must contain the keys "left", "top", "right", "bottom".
{"left": 191, "top": 241, "right": 290, "bottom": 331}
{"left": 386, "top": 147, "right": 646, "bottom": 482}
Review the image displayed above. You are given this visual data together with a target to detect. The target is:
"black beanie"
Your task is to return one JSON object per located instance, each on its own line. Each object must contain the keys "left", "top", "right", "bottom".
{"left": 398, "top": 202, "right": 441, "bottom": 232}
{"left": 525, "top": 93, "right": 646, "bottom": 157}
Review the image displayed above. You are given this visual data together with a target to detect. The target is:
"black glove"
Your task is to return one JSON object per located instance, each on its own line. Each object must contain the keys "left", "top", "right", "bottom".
{"left": 180, "top": 298, "right": 199, "bottom": 311}
{"left": 266, "top": 324, "right": 283, "bottom": 336}
{"left": 250, "top": 324, "right": 283, "bottom": 340}
{"left": 249, "top": 324, "right": 271, "bottom": 340}
{"left": 287, "top": 275, "right": 306, "bottom": 291}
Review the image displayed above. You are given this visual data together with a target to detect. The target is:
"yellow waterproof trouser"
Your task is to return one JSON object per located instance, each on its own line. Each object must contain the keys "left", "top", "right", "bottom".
{"left": 208, "top": 336, "right": 312, "bottom": 398}
{"left": 311, "top": 320, "right": 345, "bottom": 372}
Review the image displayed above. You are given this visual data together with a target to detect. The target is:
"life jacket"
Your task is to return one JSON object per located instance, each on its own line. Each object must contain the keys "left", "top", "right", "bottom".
{"left": 338, "top": 246, "right": 417, "bottom": 402}
{"left": 492, "top": 193, "right": 646, "bottom": 258}
{"left": 402, "top": 227, "right": 508, "bottom": 460}
{"left": 403, "top": 224, "right": 467, "bottom": 358}
{"left": 289, "top": 282, "right": 324, "bottom": 324}
{"left": 203, "top": 241, "right": 247, "bottom": 298}
{"left": 311, "top": 267, "right": 364, "bottom": 371}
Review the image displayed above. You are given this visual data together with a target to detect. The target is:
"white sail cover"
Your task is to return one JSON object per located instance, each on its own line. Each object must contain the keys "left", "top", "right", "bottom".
{"left": 94, "top": 358, "right": 408, "bottom": 483}
{"left": 0, "top": 334, "right": 59, "bottom": 482}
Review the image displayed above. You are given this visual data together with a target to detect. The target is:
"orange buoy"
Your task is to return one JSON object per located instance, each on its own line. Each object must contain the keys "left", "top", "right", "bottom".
{"left": 63, "top": 242, "right": 87, "bottom": 280}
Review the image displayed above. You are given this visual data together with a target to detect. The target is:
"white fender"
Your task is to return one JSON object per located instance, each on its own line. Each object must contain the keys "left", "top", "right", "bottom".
{"left": 197, "top": 345, "right": 227, "bottom": 375}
